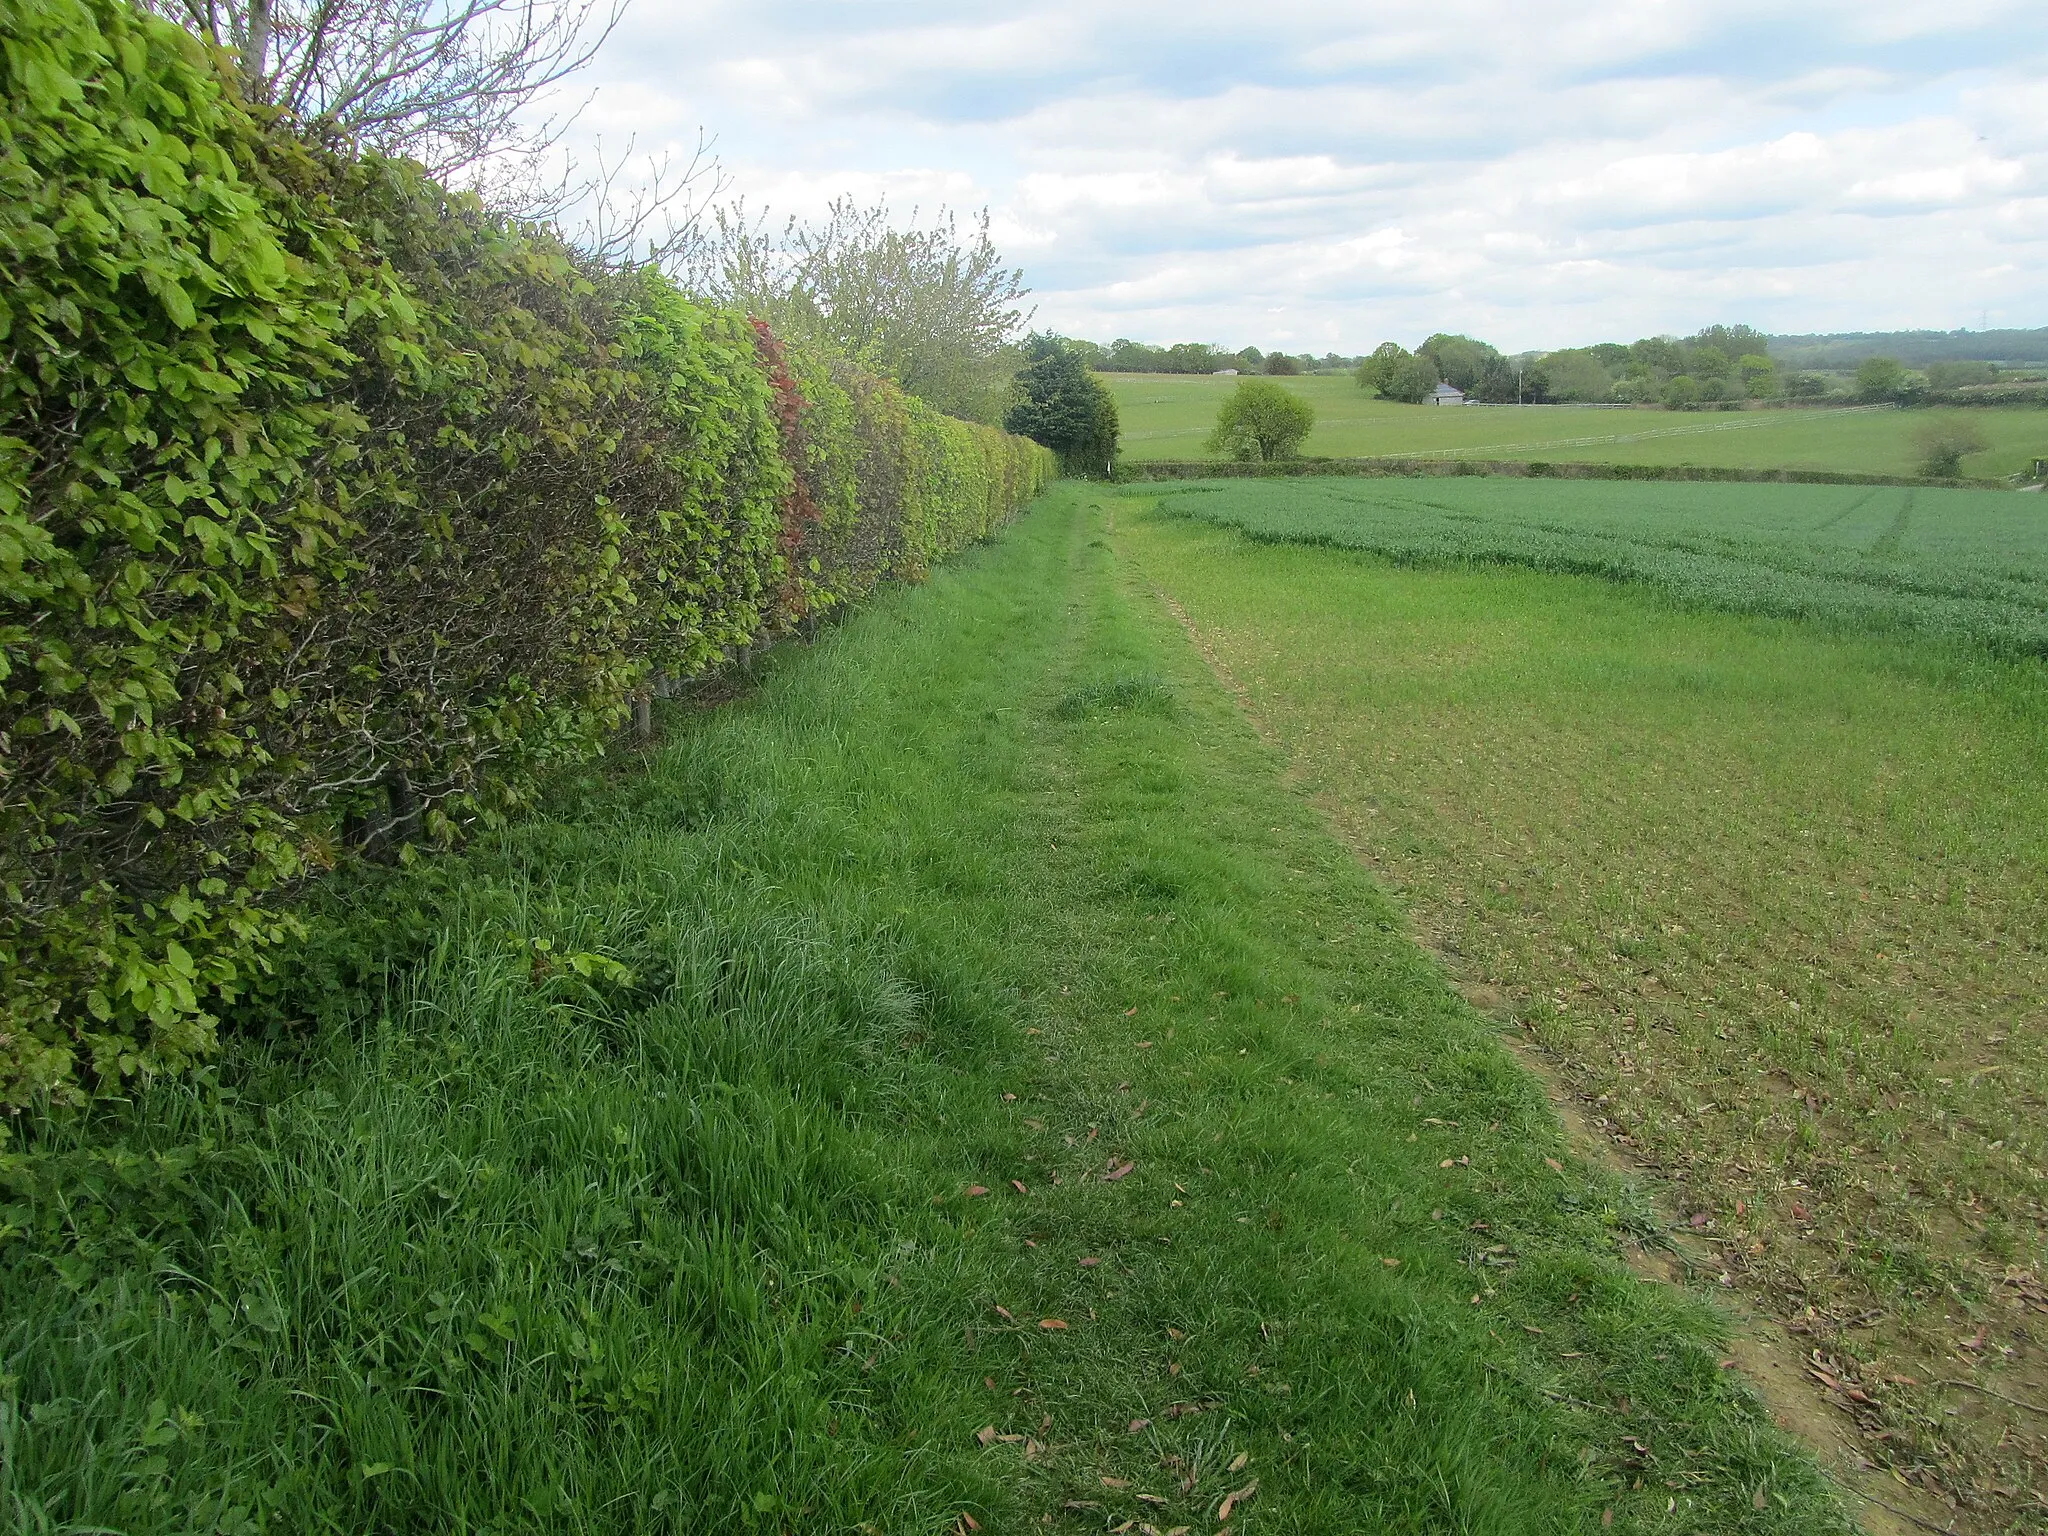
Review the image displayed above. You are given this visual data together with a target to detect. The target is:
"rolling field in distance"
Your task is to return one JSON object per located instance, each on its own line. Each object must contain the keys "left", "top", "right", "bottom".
{"left": 1104, "top": 372, "right": 2048, "bottom": 479}
{"left": 1156, "top": 475, "right": 2048, "bottom": 656}
{"left": 2, "top": 487, "right": 1846, "bottom": 1533}
{"left": 1115, "top": 488, "right": 2048, "bottom": 1530}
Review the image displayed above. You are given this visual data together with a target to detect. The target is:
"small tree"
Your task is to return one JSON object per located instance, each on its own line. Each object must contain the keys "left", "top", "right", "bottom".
{"left": 1006, "top": 337, "right": 1119, "bottom": 475}
{"left": 1263, "top": 351, "right": 1301, "bottom": 375}
{"left": 1914, "top": 416, "right": 1989, "bottom": 478}
{"left": 1856, "top": 356, "right": 1908, "bottom": 402}
{"left": 689, "top": 198, "right": 1031, "bottom": 423}
{"left": 1207, "top": 379, "right": 1316, "bottom": 462}
{"left": 1662, "top": 375, "right": 1701, "bottom": 410}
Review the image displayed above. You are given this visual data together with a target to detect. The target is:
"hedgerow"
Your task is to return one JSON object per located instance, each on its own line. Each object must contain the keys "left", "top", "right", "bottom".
{"left": 0, "top": 0, "right": 1054, "bottom": 1111}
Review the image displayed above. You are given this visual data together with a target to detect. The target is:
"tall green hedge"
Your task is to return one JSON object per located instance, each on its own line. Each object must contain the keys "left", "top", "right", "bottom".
{"left": 0, "top": 0, "right": 1055, "bottom": 1111}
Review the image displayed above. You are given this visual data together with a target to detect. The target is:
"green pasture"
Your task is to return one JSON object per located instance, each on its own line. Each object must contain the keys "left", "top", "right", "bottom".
{"left": 1153, "top": 474, "right": 2048, "bottom": 655}
{"left": 1117, "top": 485, "right": 2048, "bottom": 1527}
{"left": 2, "top": 488, "right": 1845, "bottom": 1533}
{"left": 1103, "top": 372, "right": 2048, "bottom": 478}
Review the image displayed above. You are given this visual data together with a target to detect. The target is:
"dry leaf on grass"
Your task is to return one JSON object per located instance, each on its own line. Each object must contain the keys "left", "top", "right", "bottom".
{"left": 1217, "top": 1479, "right": 1258, "bottom": 1521}
{"left": 1039, "top": 1318, "right": 1069, "bottom": 1330}
{"left": 1104, "top": 1161, "right": 1137, "bottom": 1181}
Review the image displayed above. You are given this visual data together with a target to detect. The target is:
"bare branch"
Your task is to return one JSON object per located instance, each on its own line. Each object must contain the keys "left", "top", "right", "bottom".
{"left": 562, "top": 132, "right": 725, "bottom": 272}
{"left": 145, "top": 0, "right": 627, "bottom": 187}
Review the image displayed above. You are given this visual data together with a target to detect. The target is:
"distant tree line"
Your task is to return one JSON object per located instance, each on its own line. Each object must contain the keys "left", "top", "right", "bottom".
{"left": 1070, "top": 339, "right": 1361, "bottom": 376}
{"left": 1353, "top": 326, "right": 2045, "bottom": 411}
{"left": 1356, "top": 326, "right": 1790, "bottom": 409}
{"left": 1768, "top": 328, "right": 2048, "bottom": 370}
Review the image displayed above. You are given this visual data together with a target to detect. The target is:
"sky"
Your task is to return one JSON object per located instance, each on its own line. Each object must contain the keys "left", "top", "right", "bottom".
{"left": 552, "top": 0, "right": 2048, "bottom": 354}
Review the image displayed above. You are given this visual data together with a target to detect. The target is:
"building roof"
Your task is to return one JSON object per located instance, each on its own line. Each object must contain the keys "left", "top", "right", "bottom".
{"left": 1432, "top": 382, "right": 1466, "bottom": 399}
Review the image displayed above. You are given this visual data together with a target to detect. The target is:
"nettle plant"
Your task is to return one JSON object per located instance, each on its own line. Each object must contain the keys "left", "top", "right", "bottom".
{"left": 0, "top": 0, "right": 1055, "bottom": 1111}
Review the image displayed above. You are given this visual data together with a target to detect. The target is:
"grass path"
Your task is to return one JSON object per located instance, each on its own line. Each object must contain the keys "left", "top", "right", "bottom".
{"left": 1111, "top": 494, "right": 2048, "bottom": 1532}
{"left": 6, "top": 486, "right": 1845, "bottom": 1533}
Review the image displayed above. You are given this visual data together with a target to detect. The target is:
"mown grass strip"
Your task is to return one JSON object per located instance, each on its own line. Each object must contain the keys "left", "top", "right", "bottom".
{"left": 3, "top": 486, "right": 1846, "bottom": 1532}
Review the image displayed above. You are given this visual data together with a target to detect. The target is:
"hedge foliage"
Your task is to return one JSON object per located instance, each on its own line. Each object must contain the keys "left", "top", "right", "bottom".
{"left": 0, "top": 0, "right": 1054, "bottom": 1110}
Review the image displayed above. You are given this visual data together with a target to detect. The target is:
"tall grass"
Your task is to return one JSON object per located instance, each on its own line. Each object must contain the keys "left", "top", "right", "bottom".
{"left": 2, "top": 487, "right": 1848, "bottom": 1532}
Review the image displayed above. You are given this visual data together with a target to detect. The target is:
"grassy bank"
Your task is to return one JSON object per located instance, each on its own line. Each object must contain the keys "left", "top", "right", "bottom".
{"left": 1102, "top": 374, "right": 2048, "bottom": 479}
{"left": 1114, "top": 497, "right": 2048, "bottom": 1529}
{"left": 3, "top": 487, "right": 1844, "bottom": 1533}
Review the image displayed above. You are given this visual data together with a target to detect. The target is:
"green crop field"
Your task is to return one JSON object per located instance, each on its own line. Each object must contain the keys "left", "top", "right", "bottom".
{"left": 1114, "top": 482, "right": 2048, "bottom": 1529}
{"left": 1152, "top": 474, "right": 2048, "bottom": 656}
{"left": 1104, "top": 372, "right": 2048, "bottom": 479}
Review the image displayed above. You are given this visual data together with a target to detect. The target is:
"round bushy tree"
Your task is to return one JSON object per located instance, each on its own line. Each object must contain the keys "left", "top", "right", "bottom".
{"left": 1006, "top": 336, "right": 1120, "bottom": 475}
{"left": 1206, "top": 378, "right": 1316, "bottom": 461}
{"left": 1856, "top": 356, "right": 1909, "bottom": 403}
{"left": 1662, "top": 374, "right": 1702, "bottom": 409}
{"left": 1915, "top": 416, "right": 1989, "bottom": 478}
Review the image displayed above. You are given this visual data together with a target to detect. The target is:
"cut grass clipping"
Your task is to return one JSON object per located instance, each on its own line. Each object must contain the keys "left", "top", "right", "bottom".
{"left": 1116, "top": 488, "right": 2048, "bottom": 1530}
{"left": 3, "top": 486, "right": 1842, "bottom": 1531}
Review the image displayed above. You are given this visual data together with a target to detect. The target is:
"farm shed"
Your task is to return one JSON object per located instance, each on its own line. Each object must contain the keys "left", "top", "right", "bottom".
{"left": 1429, "top": 383, "right": 1468, "bottom": 405}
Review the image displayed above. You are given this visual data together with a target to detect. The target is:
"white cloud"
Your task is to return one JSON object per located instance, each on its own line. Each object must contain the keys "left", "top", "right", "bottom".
{"left": 544, "top": 0, "right": 2048, "bottom": 349}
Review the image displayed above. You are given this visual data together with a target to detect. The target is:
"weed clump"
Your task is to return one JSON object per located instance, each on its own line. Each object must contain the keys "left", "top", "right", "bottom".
{"left": 1053, "top": 674, "right": 1179, "bottom": 720}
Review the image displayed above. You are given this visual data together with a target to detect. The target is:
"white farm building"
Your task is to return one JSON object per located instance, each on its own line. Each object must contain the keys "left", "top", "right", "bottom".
{"left": 1429, "top": 383, "right": 1468, "bottom": 406}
